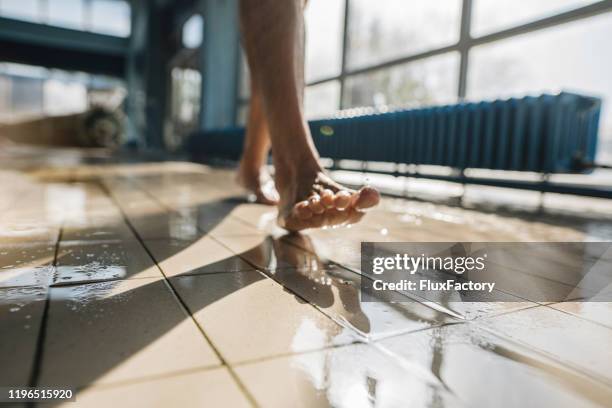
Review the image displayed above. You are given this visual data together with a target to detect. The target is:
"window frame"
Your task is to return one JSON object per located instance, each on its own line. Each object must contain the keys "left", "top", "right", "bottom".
{"left": 236, "top": 0, "right": 612, "bottom": 124}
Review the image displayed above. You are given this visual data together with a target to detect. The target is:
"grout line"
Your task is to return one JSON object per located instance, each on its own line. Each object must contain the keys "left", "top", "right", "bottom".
{"left": 169, "top": 268, "right": 260, "bottom": 278}
{"left": 541, "top": 302, "right": 612, "bottom": 331}
{"left": 73, "top": 364, "right": 225, "bottom": 392}
{"left": 475, "top": 322, "right": 612, "bottom": 389}
{"left": 27, "top": 225, "right": 63, "bottom": 408}
{"left": 99, "top": 180, "right": 260, "bottom": 408}
{"left": 229, "top": 337, "right": 367, "bottom": 368}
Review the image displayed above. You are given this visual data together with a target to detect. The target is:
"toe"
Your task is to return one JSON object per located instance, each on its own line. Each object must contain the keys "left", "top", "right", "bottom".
{"left": 320, "top": 189, "right": 335, "bottom": 208}
{"left": 294, "top": 201, "right": 312, "bottom": 220}
{"left": 308, "top": 194, "right": 325, "bottom": 215}
{"left": 334, "top": 190, "right": 352, "bottom": 210}
{"left": 353, "top": 186, "right": 380, "bottom": 210}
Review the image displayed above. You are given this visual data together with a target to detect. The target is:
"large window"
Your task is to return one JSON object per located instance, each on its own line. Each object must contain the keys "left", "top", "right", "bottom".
{"left": 0, "top": 0, "right": 131, "bottom": 37}
{"left": 305, "top": 0, "right": 344, "bottom": 82}
{"left": 235, "top": 0, "right": 612, "bottom": 160}
{"left": 346, "top": 0, "right": 461, "bottom": 70}
{"left": 471, "top": 0, "right": 599, "bottom": 36}
{"left": 343, "top": 53, "right": 459, "bottom": 109}
{"left": 468, "top": 12, "right": 612, "bottom": 163}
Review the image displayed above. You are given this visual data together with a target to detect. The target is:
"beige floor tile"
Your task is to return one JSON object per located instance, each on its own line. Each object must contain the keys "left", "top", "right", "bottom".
{"left": 548, "top": 301, "right": 612, "bottom": 329}
{"left": 55, "top": 240, "right": 162, "bottom": 284}
{"left": 38, "top": 278, "right": 220, "bottom": 387}
{"left": 1, "top": 242, "right": 56, "bottom": 269}
{"left": 144, "top": 237, "right": 255, "bottom": 277}
{"left": 235, "top": 343, "right": 463, "bottom": 408}
{"left": 125, "top": 209, "right": 206, "bottom": 241}
{"left": 0, "top": 286, "right": 47, "bottom": 386}
{"left": 171, "top": 272, "right": 358, "bottom": 364}
{"left": 152, "top": 196, "right": 262, "bottom": 237}
{"left": 0, "top": 221, "right": 60, "bottom": 245}
{"left": 214, "top": 234, "right": 293, "bottom": 271}
{"left": 62, "top": 216, "right": 134, "bottom": 242}
{"left": 206, "top": 216, "right": 261, "bottom": 236}
{"left": 378, "top": 323, "right": 612, "bottom": 408}
{"left": 479, "top": 305, "right": 612, "bottom": 384}
{"left": 59, "top": 367, "right": 251, "bottom": 408}
{"left": 421, "top": 299, "right": 536, "bottom": 321}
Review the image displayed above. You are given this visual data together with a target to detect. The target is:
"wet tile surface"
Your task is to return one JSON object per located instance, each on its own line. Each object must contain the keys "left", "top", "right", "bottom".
{"left": 144, "top": 237, "right": 255, "bottom": 277}
{"left": 38, "top": 278, "right": 221, "bottom": 387}
{"left": 62, "top": 367, "right": 251, "bottom": 408}
{"left": 172, "top": 272, "right": 359, "bottom": 363}
{"left": 1, "top": 154, "right": 612, "bottom": 405}
{"left": 0, "top": 242, "right": 56, "bottom": 270}
{"left": 235, "top": 343, "right": 464, "bottom": 408}
{"left": 263, "top": 262, "right": 456, "bottom": 339}
{"left": 0, "top": 286, "right": 47, "bottom": 386}
{"left": 0, "top": 242, "right": 56, "bottom": 288}
{"left": 479, "top": 305, "right": 612, "bottom": 383}
{"left": 54, "top": 240, "right": 162, "bottom": 284}
{"left": 548, "top": 301, "right": 612, "bottom": 329}
{"left": 378, "top": 323, "right": 612, "bottom": 407}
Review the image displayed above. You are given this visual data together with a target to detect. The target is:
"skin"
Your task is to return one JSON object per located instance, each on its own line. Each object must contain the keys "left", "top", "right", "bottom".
{"left": 237, "top": 0, "right": 380, "bottom": 231}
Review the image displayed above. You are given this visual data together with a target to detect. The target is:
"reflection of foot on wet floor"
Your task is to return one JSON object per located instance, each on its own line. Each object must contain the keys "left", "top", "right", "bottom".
{"left": 270, "top": 233, "right": 371, "bottom": 333}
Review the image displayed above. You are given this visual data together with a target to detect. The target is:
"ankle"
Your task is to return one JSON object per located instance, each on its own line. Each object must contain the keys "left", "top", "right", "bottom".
{"left": 239, "top": 155, "right": 265, "bottom": 173}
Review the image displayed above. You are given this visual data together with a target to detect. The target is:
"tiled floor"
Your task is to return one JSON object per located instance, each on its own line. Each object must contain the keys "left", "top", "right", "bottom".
{"left": 1, "top": 146, "right": 612, "bottom": 407}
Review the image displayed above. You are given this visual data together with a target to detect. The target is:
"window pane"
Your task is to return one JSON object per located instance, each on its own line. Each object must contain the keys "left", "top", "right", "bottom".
{"left": 48, "top": 0, "right": 84, "bottom": 30}
{"left": 472, "top": 0, "right": 599, "bottom": 37}
{"left": 239, "top": 51, "right": 250, "bottom": 99}
{"left": 237, "top": 104, "right": 249, "bottom": 126}
{"left": 182, "top": 14, "right": 203, "bottom": 49}
{"left": 43, "top": 78, "right": 87, "bottom": 115}
{"left": 343, "top": 53, "right": 459, "bottom": 109}
{"left": 346, "top": 0, "right": 461, "bottom": 70}
{"left": 90, "top": 0, "right": 130, "bottom": 37}
{"left": 468, "top": 12, "right": 612, "bottom": 161}
{"left": 305, "top": 0, "right": 344, "bottom": 82}
{"left": 0, "top": 0, "right": 42, "bottom": 23}
{"left": 305, "top": 80, "right": 340, "bottom": 119}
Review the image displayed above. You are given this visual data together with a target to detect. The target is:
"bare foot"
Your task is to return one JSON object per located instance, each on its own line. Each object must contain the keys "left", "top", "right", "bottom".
{"left": 236, "top": 163, "right": 279, "bottom": 205}
{"left": 276, "top": 165, "right": 380, "bottom": 231}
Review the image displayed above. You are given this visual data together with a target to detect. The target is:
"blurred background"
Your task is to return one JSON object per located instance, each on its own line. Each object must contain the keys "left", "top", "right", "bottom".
{"left": 0, "top": 0, "right": 610, "bottom": 162}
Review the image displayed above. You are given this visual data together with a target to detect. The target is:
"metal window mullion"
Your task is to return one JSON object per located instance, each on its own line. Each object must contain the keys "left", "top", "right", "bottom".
{"left": 84, "top": 0, "right": 92, "bottom": 31}
{"left": 458, "top": 0, "right": 473, "bottom": 100}
{"left": 338, "top": 0, "right": 350, "bottom": 110}
{"left": 39, "top": 0, "right": 48, "bottom": 24}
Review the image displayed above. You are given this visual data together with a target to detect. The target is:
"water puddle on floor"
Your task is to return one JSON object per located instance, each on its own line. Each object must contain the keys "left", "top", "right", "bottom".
{"left": 53, "top": 264, "right": 127, "bottom": 286}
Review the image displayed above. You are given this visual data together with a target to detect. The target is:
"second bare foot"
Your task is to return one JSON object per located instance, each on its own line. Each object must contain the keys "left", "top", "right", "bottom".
{"left": 236, "top": 163, "right": 279, "bottom": 205}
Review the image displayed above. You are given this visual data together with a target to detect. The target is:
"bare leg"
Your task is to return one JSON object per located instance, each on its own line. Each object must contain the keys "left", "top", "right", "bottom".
{"left": 237, "top": 81, "right": 279, "bottom": 205}
{"left": 240, "top": 0, "right": 379, "bottom": 231}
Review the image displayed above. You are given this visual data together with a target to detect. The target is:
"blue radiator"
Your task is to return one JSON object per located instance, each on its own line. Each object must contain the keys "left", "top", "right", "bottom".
{"left": 191, "top": 92, "right": 601, "bottom": 174}
{"left": 310, "top": 92, "right": 601, "bottom": 173}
